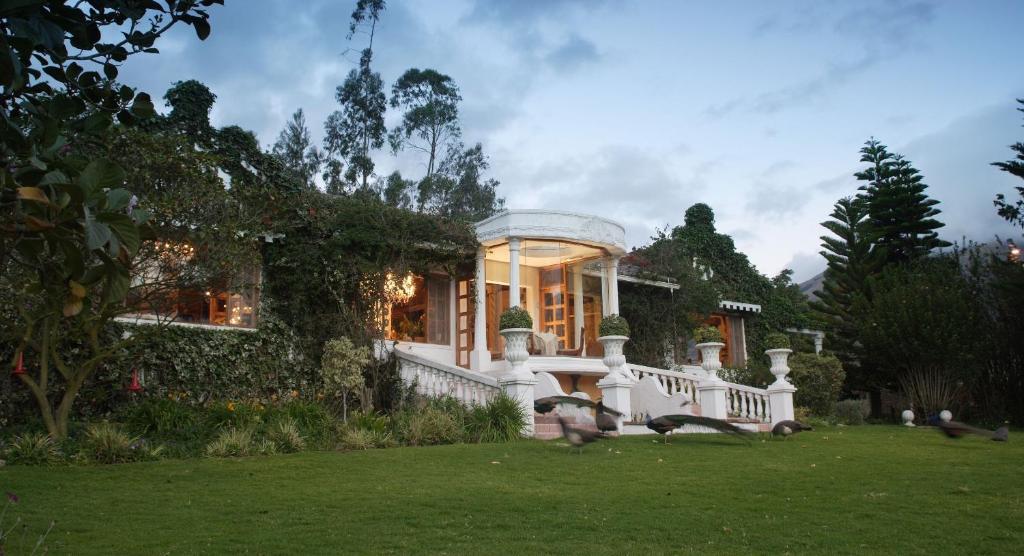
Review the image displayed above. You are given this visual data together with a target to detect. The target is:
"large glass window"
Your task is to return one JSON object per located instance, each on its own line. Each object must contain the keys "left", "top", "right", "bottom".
{"left": 388, "top": 275, "right": 451, "bottom": 346}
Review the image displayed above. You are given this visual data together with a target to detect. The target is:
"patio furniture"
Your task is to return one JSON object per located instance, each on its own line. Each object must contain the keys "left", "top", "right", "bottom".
{"left": 556, "top": 327, "right": 586, "bottom": 357}
{"left": 534, "top": 331, "right": 559, "bottom": 356}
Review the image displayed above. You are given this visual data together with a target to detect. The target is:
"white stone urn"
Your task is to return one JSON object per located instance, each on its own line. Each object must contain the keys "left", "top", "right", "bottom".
{"left": 500, "top": 328, "right": 533, "bottom": 379}
{"left": 696, "top": 342, "right": 725, "bottom": 381}
{"left": 765, "top": 348, "right": 794, "bottom": 387}
{"left": 939, "top": 410, "right": 952, "bottom": 423}
{"left": 598, "top": 335, "right": 635, "bottom": 383}
{"left": 902, "top": 409, "right": 915, "bottom": 427}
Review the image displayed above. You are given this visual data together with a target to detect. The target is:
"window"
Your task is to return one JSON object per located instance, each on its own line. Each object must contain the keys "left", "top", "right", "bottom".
{"left": 388, "top": 275, "right": 451, "bottom": 346}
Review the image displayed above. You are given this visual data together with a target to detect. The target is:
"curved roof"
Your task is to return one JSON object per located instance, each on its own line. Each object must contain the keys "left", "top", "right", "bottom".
{"left": 475, "top": 209, "right": 627, "bottom": 256}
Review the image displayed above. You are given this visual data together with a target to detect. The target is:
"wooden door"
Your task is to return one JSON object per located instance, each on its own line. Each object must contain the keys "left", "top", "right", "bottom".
{"left": 540, "top": 265, "right": 569, "bottom": 349}
{"left": 456, "top": 279, "right": 473, "bottom": 368}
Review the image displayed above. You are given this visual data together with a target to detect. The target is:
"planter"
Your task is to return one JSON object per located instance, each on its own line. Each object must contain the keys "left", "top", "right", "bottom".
{"left": 765, "top": 348, "right": 793, "bottom": 386}
{"left": 500, "top": 328, "right": 533, "bottom": 379}
{"left": 598, "top": 335, "right": 635, "bottom": 383}
{"left": 696, "top": 342, "right": 725, "bottom": 381}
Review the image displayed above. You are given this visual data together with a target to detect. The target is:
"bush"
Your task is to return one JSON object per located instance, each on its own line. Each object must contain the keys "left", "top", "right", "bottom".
{"left": 402, "top": 405, "right": 462, "bottom": 446}
{"left": 466, "top": 393, "right": 526, "bottom": 442}
{"left": 765, "top": 332, "right": 791, "bottom": 350}
{"left": 267, "top": 418, "right": 305, "bottom": 453}
{"left": 598, "top": 314, "right": 630, "bottom": 337}
{"left": 3, "top": 433, "right": 62, "bottom": 466}
{"left": 789, "top": 353, "right": 845, "bottom": 417}
{"left": 206, "top": 401, "right": 265, "bottom": 431}
{"left": 275, "top": 400, "right": 336, "bottom": 448}
{"left": 205, "top": 428, "right": 255, "bottom": 458}
{"left": 120, "top": 398, "right": 202, "bottom": 442}
{"left": 835, "top": 399, "right": 870, "bottom": 425}
{"left": 79, "top": 422, "right": 159, "bottom": 464}
{"left": 692, "top": 325, "right": 723, "bottom": 344}
{"left": 498, "top": 306, "right": 532, "bottom": 330}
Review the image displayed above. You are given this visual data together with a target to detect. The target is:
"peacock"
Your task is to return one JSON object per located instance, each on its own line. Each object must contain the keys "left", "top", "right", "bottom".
{"left": 645, "top": 414, "right": 753, "bottom": 444}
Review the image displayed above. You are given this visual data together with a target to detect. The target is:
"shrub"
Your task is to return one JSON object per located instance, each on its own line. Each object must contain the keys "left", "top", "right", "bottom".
{"left": 402, "top": 405, "right": 462, "bottom": 446}
{"left": 277, "top": 400, "right": 336, "bottom": 447}
{"left": 765, "top": 332, "right": 792, "bottom": 350}
{"left": 321, "top": 337, "right": 371, "bottom": 421}
{"left": 120, "top": 399, "right": 202, "bottom": 441}
{"left": 789, "top": 353, "right": 845, "bottom": 417}
{"left": 598, "top": 314, "right": 630, "bottom": 337}
{"left": 3, "top": 433, "right": 61, "bottom": 466}
{"left": 692, "top": 325, "right": 723, "bottom": 344}
{"left": 835, "top": 399, "right": 870, "bottom": 425}
{"left": 498, "top": 306, "right": 532, "bottom": 330}
{"left": 79, "top": 423, "right": 158, "bottom": 464}
{"left": 255, "top": 438, "right": 279, "bottom": 456}
{"left": 205, "top": 428, "right": 255, "bottom": 458}
{"left": 466, "top": 393, "right": 526, "bottom": 442}
{"left": 206, "top": 401, "right": 264, "bottom": 431}
{"left": 339, "top": 427, "right": 383, "bottom": 450}
{"left": 267, "top": 418, "right": 306, "bottom": 453}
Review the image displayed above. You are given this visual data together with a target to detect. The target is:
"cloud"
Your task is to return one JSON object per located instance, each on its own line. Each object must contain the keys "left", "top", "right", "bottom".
{"left": 783, "top": 251, "right": 826, "bottom": 283}
{"left": 544, "top": 34, "right": 600, "bottom": 72}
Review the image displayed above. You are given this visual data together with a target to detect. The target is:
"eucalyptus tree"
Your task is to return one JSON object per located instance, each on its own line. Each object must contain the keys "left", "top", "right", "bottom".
{"left": 417, "top": 142, "right": 504, "bottom": 221}
{"left": 0, "top": 0, "right": 222, "bottom": 438}
{"left": 389, "top": 68, "right": 462, "bottom": 177}
{"left": 324, "top": 0, "right": 387, "bottom": 192}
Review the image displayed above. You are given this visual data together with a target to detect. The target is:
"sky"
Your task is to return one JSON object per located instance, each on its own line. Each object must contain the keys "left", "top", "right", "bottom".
{"left": 116, "top": 0, "right": 1024, "bottom": 282}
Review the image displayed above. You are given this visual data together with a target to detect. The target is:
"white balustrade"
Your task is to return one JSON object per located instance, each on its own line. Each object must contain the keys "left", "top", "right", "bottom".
{"left": 629, "top": 362, "right": 772, "bottom": 424}
{"left": 395, "top": 350, "right": 500, "bottom": 406}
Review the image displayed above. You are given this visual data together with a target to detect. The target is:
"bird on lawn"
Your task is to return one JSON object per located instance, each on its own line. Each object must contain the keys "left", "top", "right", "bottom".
{"left": 937, "top": 420, "right": 1009, "bottom": 442}
{"left": 594, "top": 400, "right": 624, "bottom": 434}
{"left": 645, "top": 414, "right": 753, "bottom": 444}
{"left": 534, "top": 395, "right": 596, "bottom": 415}
{"left": 771, "top": 420, "right": 813, "bottom": 438}
{"left": 557, "top": 416, "right": 608, "bottom": 453}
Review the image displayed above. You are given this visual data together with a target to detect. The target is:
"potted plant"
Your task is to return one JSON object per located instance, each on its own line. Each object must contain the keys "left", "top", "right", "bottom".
{"left": 499, "top": 306, "right": 533, "bottom": 377}
{"left": 764, "top": 332, "right": 793, "bottom": 386}
{"left": 692, "top": 325, "right": 725, "bottom": 380}
{"left": 597, "top": 315, "right": 633, "bottom": 382}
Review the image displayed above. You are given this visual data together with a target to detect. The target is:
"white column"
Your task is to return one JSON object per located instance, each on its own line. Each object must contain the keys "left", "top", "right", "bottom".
{"left": 470, "top": 247, "right": 489, "bottom": 372}
{"left": 600, "top": 259, "right": 610, "bottom": 317}
{"left": 572, "top": 263, "right": 584, "bottom": 347}
{"left": 607, "top": 256, "right": 620, "bottom": 315}
{"left": 508, "top": 237, "right": 521, "bottom": 308}
{"left": 768, "top": 383, "right": 796, "bottom": 425}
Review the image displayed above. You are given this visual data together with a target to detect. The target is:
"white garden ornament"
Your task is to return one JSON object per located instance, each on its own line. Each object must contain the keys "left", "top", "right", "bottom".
{"left": 598, "top": 335, "right": 635, "bottom": 383}
{"left": 939, "top": 410, "right": 952, "bottom": 423}
{"left": 765, "top": 348, "right": 794, "bottom": 386}
{"left": 902, "top": 410, "right": 915, "bottom": 427}
{"left": 500, "top": 328, "right": 533, "bottom": 380}
{"left": 696, "top": 342, "right": 725, "bottom": 381}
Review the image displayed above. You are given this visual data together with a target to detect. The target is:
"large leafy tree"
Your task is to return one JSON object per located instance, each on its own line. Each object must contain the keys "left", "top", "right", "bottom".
{"left": 0, "top": 0, "right": 222, "bottom": 437}
{"left": 272, "top": 108, "right": 322, "bottom": 190}
{"left": 323, "top": 0, "right": 386, "bottom": 192}
{"left": 388, "top": 68, "right": 461, "bottom": 177}
{"left": 993, "top": 99, "right": 1024, "bottom": 229}
{"left": 856, "top": 138, "right": 951, "bottom": 264}
{"left": 417, "top": 142, "right": 504, "bottom": 222}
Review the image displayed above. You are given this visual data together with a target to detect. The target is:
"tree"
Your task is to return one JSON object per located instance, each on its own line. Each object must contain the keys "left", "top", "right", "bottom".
{"left": 417, "top": 142, "right": 504, "bottom": 221}
{"left": 855, "top": 138, "right": 951, "bottom": 264}
{"left": 163, "top": 79, "right": 217, "bottom": 147}
{"left": 811, "top": 197, "right": 877, "bottom": 375}
{"left": 0, "top": 1, "right": 222, "bottom": 438}
{"left": 380, "top": 171, "right": 415, "bottom": 210}
{"left": 321, "top": 337, "right": 371, "bottom": 422}
{"left": 389, "top": 68, "right": 462, "bottom": 177}
{"left": 323, "top": 1, "right": 387, "bottom": 192}
{"left": 993, "top": 99, "right": 1024, "bottom": 229}
{"left": 272, "top": 109, "right": 322, "bottom": 190}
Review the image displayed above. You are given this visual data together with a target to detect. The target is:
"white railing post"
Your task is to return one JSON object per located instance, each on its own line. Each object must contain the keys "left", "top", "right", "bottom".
{"left": 766, "top": 348, "right": 796, "bottom": 425}
{"left": 696, "top": 342, "right": 729, "bottom": 419}
{"left": 499, "top": 375, "right": 536, "bottom": 436}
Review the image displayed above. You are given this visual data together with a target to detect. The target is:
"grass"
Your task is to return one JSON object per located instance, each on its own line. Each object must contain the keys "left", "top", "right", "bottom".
{"left": 2, "top": 426, "right": 1023, "bottom": 554}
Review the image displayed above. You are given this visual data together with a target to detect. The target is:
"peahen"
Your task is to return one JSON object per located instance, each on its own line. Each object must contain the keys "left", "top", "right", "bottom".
{"left": 937, "top": 420, "right": 1009, "bottom": 442}
{"left": 594, "top": 401, "right": 624, "bottom": 433}
{"left": 535, "top": 395, "right": 599, "bottom": 415}
{"left": 771, "top": 420, "right": 813, "bottom": 438}
{"left": 557, "top": 416, "right": 608, "bottom": 453}
{"left": 645, "top": 414, "right": 753, "bottom": 444}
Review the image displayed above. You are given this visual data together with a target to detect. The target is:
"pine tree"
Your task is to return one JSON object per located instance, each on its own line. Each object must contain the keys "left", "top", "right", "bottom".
{"left": 272, "top": 108, "right": 322, "bottom": 189}
{"left": 993, "top": 98, "right": 1024, "bottom": 229}
{"left": 855, "top": 138, "right": 951, "bottom": 264}
{"left": 811, "top": 196, "right": 877, "bottom": 381}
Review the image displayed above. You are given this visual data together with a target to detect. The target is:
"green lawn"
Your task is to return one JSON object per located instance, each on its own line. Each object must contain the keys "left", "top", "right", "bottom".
{"left": 1, "top": 426, "right": 1022, "bottom": 554}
